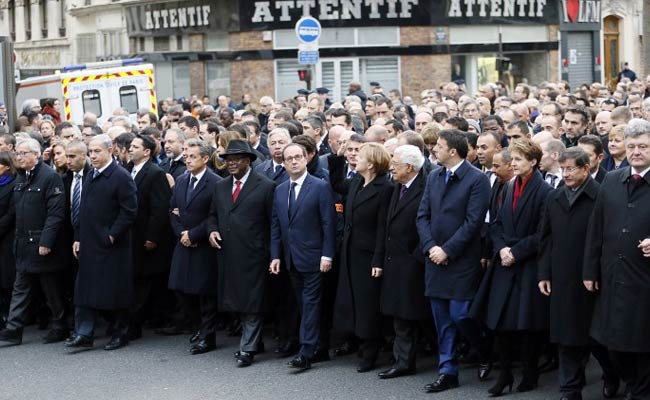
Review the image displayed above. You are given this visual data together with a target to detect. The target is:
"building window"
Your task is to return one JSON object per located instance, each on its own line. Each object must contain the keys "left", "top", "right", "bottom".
{"left": 82, "top": 90, "right": 102, "bottom": 117}
{"left": 139, "top": 37, "right": 145, "bottom": 52}
{"left": 153, "top": 36, "right": 170, "bottom": 52}
{"left": 205, "top": 31, "right": 228, "bottom": 51}
{"left": 274, "top": 27, "right": 398, "bottom": 49}
{"left": 76, "top": 34, "right": 96, "bottom": 63}
{"left": 176, "top": 35, "right": 183, "bottom": 51}
{"left": 172, "top": 62, "right": 190, "bottom": 98}
{"left": 119, "top": 86, "right": 139, "bottom": 113}
{"left": 206, "top": 62, "right": 230, "bottom": 102}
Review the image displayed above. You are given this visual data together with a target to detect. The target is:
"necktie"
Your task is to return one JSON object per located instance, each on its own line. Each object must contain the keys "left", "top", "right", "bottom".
{"left": 93, "top": 168, "right": 100, "bottom": 179}
{"left": 547, "top": 174, "right": 557, "bottom": 188}
{"left": 347, "top": 170, "right": 357, "bottom": 179}
{"left": 232, "top": 180, "right": 242, "bottom": 203}
{"left": 445, "top": 169, "right": 453, "bottom": 184}
{"left": 629, "top": 173, "right": 643, "bottom": 196}
{"left": 72, "top": 173, "right": 81, "bottom": 226}
{"left": 399, "top": 184, "right": 408, "bottom": 200}
{"left": 186, "top": 176, "right": 198, "bottom": 203}
{"left": 288, "top": 182, "right": 297, "bottom": 216}
{"left": 131, "top": 168, "right": 137, "bottom": 180}
{"left": 274, "top": 165, "right": 284, "bottom": 176}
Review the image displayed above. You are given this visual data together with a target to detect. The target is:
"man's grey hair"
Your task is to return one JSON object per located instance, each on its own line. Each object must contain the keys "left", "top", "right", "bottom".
{"left": 497, "top": 148, "right": 512, "bottom": 163}
{"left": 267, "top": 128, "right": 291, "bottom": 143}
{"left": 165, "top": 128, "right": 186, "bottom": 142}
{"left": 90, "top": 134, "right": 113, "bottom": 150}
{"left": 624, "top": 118, "right": 650, "bottom": 140}
{"left": 185, "top": 138, "right": 212, "bottom": 158}
{"left": 18, "top": 137, "right": 42, "bottom": 156}
{"left": 394, "top": 144, "right": 425, "bottom": 170}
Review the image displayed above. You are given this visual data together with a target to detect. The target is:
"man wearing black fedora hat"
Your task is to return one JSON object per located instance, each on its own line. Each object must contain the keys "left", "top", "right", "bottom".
{"left": 207, "top": 140, "right": 276, "bottom": 367}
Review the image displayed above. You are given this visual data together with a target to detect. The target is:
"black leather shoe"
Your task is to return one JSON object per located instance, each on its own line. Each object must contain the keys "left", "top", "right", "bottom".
{"left": 378, "top": 367, "right": 415, "bottom": 379}
{"left": 275, "top": 341, "right": 299, "bottom": 358}
{"left": 235, "top": 351, "right": 254, "bottom": 367}
{"left": 189, "top": 330, "right": 201, "bottom": 344}
{"left": 104, "top": 336, "right": 129, "bottom": 351}
{"left": 311, "top": 348, "right": 331, "bottom": 363}
{"left": 0, "top": 328, "right": 22, "bottom": 345}
{"left": 64, "top": 335, "right": 93, "bottom": 348}
{"left": 287, "top": 355, "right": 311, "bottom": 370}
{"left": 602, "top": 376, "right": 620, "bottom": 399}
{"left": 424, "top": 374, "right": 459, "bottom": 393}
{"left": 478, "top": 361, "right": 493, "bottom": 381}
{"left": 190, "top": 339, "right": 216, "bottom": 355}
{"left": 333, "top": 341, "right": 358, "bottom": 357}
{"left": 43, "top": 329, "right": 68, "bottom": 344}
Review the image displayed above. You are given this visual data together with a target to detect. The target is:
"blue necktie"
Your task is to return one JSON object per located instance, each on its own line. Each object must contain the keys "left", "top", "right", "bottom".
{"left": 186, "top": 176, "right": 198, "bottom": 203}
{"left": 71, "top": 173, "right": 81, "bottom": 226}
{"left": 347, "top": 170, "right": 356, "bottom": 179}
{"left": 445, "top": 169, "right": 453, "bottom": 184}
{"left": 93, "top": 168, "right": 100, "bottom": 179}
{"left": 288, "top": 182, "right": 297, "bottom": 216}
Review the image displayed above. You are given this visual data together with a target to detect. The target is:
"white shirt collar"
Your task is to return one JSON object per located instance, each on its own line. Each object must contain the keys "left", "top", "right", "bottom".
{"left": 403, "top": 173, "right": 418, "bottom": 189}
{"left": 632, "top": 166, "right": 650, "bottom": 177}
{"left": 448, "top": 159, "right": 464, "bottom": 174}
{"left": 291, "top": 170, "right": 309, "bottom": 186}
{"left": 131, "top": 159, "right": 147, "bottom": 176}
{"left": 173, "top": 154, "right": 183, "bottom": 162}
{"left": 233, "top": 168, "right": 252, "bottom": 187}
{"left": 97, "top": 160, "right": 112, "bottom": 174}
{"left": 317, "top": 132, "right": 328, "bottom": 148}
{"left": 190, "top": 167, "right": 207, "bottom": 184}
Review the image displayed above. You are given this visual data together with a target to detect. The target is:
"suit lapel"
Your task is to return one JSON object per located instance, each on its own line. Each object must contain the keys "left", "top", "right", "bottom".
{"left": 353, "top": 176, "right": 386, "bottom": 210}
{"left": 514, "top": 171, "right": 542, "bottom": 221}
{"left": 134, "top": 161, "right": 150, "bottom": 187}
{"left": 391, "top": 172, "right": 425, "bottom": 220}
{"left": 187, "top": 173, "right": 208, "bottom": 206}
{"left": 231, "top": 171, "right": 256, "bottom": 210}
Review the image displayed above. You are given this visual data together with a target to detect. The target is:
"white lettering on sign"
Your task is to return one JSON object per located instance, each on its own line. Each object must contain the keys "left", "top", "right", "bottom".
{"left": 144, "top": 5, "right": 211, "bottom": 30}
{"left": 448, "top": 0, "right": 546, "bottom": 18}
{"left": 250, "top": 0, "right": 419, "bottom": 23}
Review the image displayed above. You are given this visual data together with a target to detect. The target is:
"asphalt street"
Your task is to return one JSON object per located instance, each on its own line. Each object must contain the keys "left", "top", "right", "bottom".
{"left": 1, "top": 326, "right": 609, "bottom": 400}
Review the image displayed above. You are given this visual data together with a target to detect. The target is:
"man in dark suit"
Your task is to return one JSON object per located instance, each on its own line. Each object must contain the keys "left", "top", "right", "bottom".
{"left": 270, "top": 143, "right": 337, "bottom": 371}
{"left": 243, "top": 120, "right": 270, "bottom": 160}
{"left": 302, "top": 116, "right": 331, "bottom": 156}
{"left": 66, "top": 134, "right": 138, "bottom": 351}
{"left": 207, "top": 140, "right": 275, "bottom": 367}
{"left": 160, "top": 128, "right": 187, "bottom": 180}
{"left": 578, "top": 134, "right": 608, "bottom": 183}
{"left": 584, "top": 119, "right": 650, "bottom": 399}
{"left": 378, "top": 144, "right": 430, "bottom": 379}
{"left": 255, "top": 127, "right": 291, "bottom": 184}
{"left": 127, "top": 134, "right": 173, "bottom": 340}
{"left": 0, "top": 138, "right": 68, "bottom": 345}
{"left": 416, "top": 129, "right": 491, "bottom": 393}
{"left": 168, "top": 138, "right": 221, "bottom": 355}
{"left": 538, "top": 147, "right": 620, "bottom": 400}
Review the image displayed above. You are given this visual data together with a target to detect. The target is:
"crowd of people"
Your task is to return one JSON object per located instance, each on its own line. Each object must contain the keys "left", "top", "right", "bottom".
{"left": 0, "top": 76, "right": 649, "bottom": 400}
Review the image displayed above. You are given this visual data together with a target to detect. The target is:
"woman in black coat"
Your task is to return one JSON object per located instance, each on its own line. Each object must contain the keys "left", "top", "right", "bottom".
{"left": 470, "top": 140, "right": 552, "bottom": 396}
{"left": 333, "top": 143, "right": 393, "bottom": 373}
{"left": 0, "top": 152, "right": 17, "bottom": 323}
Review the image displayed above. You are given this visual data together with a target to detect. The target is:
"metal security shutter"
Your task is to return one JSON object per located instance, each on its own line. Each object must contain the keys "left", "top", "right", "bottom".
{"left": 360, "top": 57, "right": 400, "bottom": 95}
{"left": 567, "top": 32, "right": 593, "bottom": 91}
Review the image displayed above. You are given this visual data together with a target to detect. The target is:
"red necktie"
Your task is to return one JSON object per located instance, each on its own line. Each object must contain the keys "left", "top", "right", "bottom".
{"left": 232, "top": 180, "right": 242, "bottom": 202}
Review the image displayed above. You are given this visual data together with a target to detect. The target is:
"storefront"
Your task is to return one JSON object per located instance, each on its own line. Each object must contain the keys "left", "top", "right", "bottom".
{"left": 124, "top": 0, "right": 561, "bottom": 102}
{"left": 559, "top": 0, "right": 602, "bottom": 90}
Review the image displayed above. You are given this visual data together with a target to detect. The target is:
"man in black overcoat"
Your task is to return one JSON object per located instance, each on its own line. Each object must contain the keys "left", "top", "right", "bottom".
{"left": 207, "top": 140, "right": 275, "bottom": 367}
{"left": 584, "top": 119, "right": 650, "bottom": 400}
{"left": 168, "top": 138, "right": 221, "bottom": 355}
{"left": 127, "top": 134, "right": 173, "bottom": 340}
{"left": 538, "top": 147, "right": 619, "bottom": 400}
{"left": 378, "top": 145, "right": 430, "bottom": 379}
{"left": 0, "top": 138, "right": 68, "bottom": 345}
{"left": 66, "top": 134, "right": 137, "bottom": 351}
{"left": 160, "top": 128, "right": 187, "bottom": 180}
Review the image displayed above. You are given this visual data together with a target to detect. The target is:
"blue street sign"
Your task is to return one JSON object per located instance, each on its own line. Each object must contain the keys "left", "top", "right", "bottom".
{"left": 295, "top": 17, "right": 321, "bottom": 44}
{"left": 298, "top": 50, "right": 319, "bottom": 65}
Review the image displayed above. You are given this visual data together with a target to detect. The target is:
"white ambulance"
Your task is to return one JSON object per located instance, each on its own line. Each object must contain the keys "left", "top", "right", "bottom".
{"left": 16, "top": 58, "right": 157, "bottom": 126}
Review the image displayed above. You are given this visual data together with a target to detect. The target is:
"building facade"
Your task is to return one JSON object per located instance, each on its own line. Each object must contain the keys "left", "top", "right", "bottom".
{"left": 600, "top": 0, "right": 644, "bottom": 88}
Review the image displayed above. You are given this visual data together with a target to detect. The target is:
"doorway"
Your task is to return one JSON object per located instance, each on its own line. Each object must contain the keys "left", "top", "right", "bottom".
{"left": 603, "top": 15, "right": 620, "bottom": 89}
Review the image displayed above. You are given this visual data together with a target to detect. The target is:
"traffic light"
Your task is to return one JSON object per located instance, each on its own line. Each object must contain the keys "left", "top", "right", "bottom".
{"left": 298, "top": 69, "right": 311, "bottom": 82}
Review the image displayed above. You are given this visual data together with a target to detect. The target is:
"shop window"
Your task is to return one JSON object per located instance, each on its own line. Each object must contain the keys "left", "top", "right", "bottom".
{"left": 172, "top": 62, "right": 190, "bottom": 98}
{"left": 206, "top": 31, "right": 228, "bottom": 51}
{"left": 119, "top": 86, "right": 139, "bottom": 113}
{"left": 82, "top": 90, "right": 102, "bottom": 117}
{"left": 274, "top": 27, "right": 398, "bottom": 49}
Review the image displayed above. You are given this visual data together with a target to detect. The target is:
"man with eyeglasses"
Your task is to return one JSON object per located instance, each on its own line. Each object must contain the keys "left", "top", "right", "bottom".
{"left": 0, "top": 138, "right": 68, "bottom": 346}
{"left": 538, "top": 147, "right": 620, "bottom": 400}
{"left": 270, "top": 143, "right": 336, "bottom": 371}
